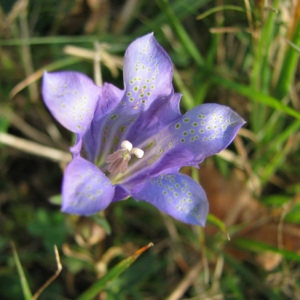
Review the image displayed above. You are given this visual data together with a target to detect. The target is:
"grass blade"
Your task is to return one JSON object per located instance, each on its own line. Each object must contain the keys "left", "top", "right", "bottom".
{"left": 274, "top": 20, "right": 300, "bottom": 99}
{"left": 212, "top": 75, "right": 300, "bottom": 120}
{"left": 224, "top": 253, "right": 284, "bottom": 300}
{"left": 77, "top": 242, "right": 154, "bottom": 300}
{"left": 11, "top": 242, "right": 32, "bottom": 300}
{"left": 156, "top": 0, "right": 204, "bottom": 66}
{"left": 196, "top": 5, "right": 245, "bottom": 20}
{"left": 235, "top": 238, "right": 300, "bottom": 263}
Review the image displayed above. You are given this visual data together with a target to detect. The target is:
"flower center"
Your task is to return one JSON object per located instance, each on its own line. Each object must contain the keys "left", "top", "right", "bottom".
{"left": 105, "top": 140, "right": 144, "bottom": 175}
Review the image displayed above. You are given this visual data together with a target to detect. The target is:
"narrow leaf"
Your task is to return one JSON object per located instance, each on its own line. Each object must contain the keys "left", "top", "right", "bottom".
{"left": 196, "top": 5, "right": 245, "bottom": 20}
{"left": 235, "top": 238, "right": 300, "bottom": 262}
{"left": 77, "top": 242, "right": 154, "bottom": 300}
{"left": 212, "top": 76, "right": 300, "bottom": 120}
{"left": 207, "top": 214, "right": 230, "bottom": 240}
{"left": 156, "top": 0, "right": 204, "bottom": 66}
{"left": 11, "top": 242, "right": 32, "bottom": 300}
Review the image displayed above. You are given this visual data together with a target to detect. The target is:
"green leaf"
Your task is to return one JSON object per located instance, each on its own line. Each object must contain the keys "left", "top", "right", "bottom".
{"left": 0, "top": 115, "right": 10, "bottom": 133}
{"left": 11, "top": 242, "right": 32, "bottom": 300}
{"left": 235, "top": 238, "right": 300, "bottom": 263}
{"left": 196, "top": 5, "right": 245, "bottom": 20}
{"left": 274, "top": 20, "right": 300, "bottom": 100}
{"left": 90, "top": 214, "right": 112, "bottom": 235}
{"left": 156, "top": 0, "right": 204, "bottom": 66}
{"left": 250, "top": 0, "right": 280, "bottom": 132}
{"left": 224, "top": 253, "right": 284, "bottom": 300}
{"left": 207, "top": 214, "right": 229, "bottom": 239}
{"left": 173, "top": 68, "right": 195, "bottom": 110}
{"left": 27, "top": 209, "right": 68, "bottom": 250}
{"left": 212, "top": 75, "right": 300, "bottom": 120}
{"left": 77, "top": 243, "right": 154, "bottom": 300}
{"left": 49, "top": 194, "right": 62, "bottom": 205}
{"left": 285, "top": 203, "right": 300, "bottom": 224}
{"left": 259, "top": 139, "right": 291, "bottom": 185}
{"left": 261, "top": 194, "right": 291, "bottom": 207}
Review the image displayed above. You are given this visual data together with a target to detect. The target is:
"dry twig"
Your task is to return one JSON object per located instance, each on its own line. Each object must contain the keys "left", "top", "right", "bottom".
{"left": 166, "top": 261, "right": 202, "bottom": 300}
{"left": 0, "top": 132, "right": 71, "bottom": 163}
{"left": 32, "top": 246, "right": 62, "bottom": 300}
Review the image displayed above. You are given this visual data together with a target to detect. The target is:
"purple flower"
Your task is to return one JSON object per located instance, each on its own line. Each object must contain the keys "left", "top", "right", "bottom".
{"left": 42, "top": 33, "right": 245, "bottom": 226}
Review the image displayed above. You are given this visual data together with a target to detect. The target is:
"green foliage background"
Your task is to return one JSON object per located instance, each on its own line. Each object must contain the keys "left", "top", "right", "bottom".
{"left": 0, "top": 0, "right": 300, "bottom": 299}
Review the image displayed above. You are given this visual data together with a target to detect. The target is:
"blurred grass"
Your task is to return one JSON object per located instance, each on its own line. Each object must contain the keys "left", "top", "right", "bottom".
{"left": 0, "top": 0, "right": 300, "bottom": 299}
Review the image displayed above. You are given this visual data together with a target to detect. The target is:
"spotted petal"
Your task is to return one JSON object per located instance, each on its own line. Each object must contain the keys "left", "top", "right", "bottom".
{"left": 42, "top": 71, "right": 101, "bottom": 135}
{"left": 131, "top": 174, "right": 208, "bottom": 226}
{"left": 127, "top": 103, "right": 245, "bottom": 182}
{"left": 86, "top": 34, "right": 176, "bottom": 163}
{"left": 125, "top": 92, "right": 182, "bottom": 146}
{"left": 123, "top": 33, "right": 173, "bottom": 110}
{"left": 166, "top": 103, "right": 245, "bottom": 163}
{"left": 62, "top": 156, "right": 115, "bottom": 215}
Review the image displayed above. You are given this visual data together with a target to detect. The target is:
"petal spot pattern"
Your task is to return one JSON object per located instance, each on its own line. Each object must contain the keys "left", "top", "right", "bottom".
{"left": 132, "top": 174, "right": 209, "bottom": 225}
{"left": 124, "top": 39, "right": 160, "bottom": 109}
{"left": 123, "top": 34, "right": 173, "bottom": 112}
{"left": 171, "top": 105, "right": 240, "bottom": 144}
{"left": 139, "top": 103, "right": 245, "bottom": 170}
{"left": 62, "top": 157, "right": 114, "bottom": 215}
{"left": 42, "top": 71, "right": 100, "bottom": 134}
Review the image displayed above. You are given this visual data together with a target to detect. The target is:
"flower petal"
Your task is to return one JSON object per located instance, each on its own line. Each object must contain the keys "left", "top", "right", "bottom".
{"left": 129, "top": 103, "right": 245, "bottom": 180}
{"left": 42, "top": 71, "right": 101, "bottom": 134}
{"left": 82, "top": 83, "right": 124, "bottom": 163}
{"left": 112, "top": 185, "right": 130, "bottom": 202}
{"left": 165, "top": 103, "right": 246, "bottom": 163}
{"left": 62, "top": 156, "right": 115, "bottom": 215}
{"left": 95, "top": 83, "right": 124, "bottom": 118}
{"left": 81, "top": 34, "right": 175, "bottom": 164}
{"left": 123, "top": 33, "right": 173, "bottom": 110}
{"left": 125, "top": 92, "right": 182, "bottom": 146}
{"left": 131, "top": 174, "right": 208, "bottom": 226}
{"left": 124, "top": 104, "right": 245, "bottom": 188}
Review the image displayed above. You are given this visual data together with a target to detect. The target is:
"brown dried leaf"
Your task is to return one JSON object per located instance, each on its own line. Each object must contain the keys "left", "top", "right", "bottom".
{"left": 200, "top": 163, "right": 300, "bottom": 270}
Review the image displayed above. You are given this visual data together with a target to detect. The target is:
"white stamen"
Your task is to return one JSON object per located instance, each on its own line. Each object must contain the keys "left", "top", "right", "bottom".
{"left": 121, "top": 140, "right": 133, "bottom": 151}
{"left": 131, "top": 148, "right": 144, "bottom": 158}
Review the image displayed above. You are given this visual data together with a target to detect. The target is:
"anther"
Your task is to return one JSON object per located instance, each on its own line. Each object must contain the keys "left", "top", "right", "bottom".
{"left": 131, "top": 148, "right": 144, "bottom": 158}
{"left": 121, "top": 140, "right": 133, "bottom": 151}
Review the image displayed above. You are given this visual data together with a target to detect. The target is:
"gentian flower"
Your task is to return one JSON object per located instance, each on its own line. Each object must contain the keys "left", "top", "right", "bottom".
{"left": 42, "top": 33, "right": 245, "bottom": 226}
